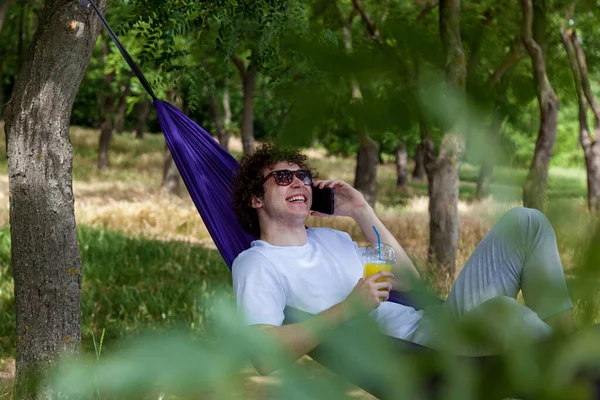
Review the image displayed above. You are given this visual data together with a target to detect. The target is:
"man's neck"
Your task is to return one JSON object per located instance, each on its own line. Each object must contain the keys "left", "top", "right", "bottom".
{"left": 259, "top": 224, "right": 308, "bottom": 247}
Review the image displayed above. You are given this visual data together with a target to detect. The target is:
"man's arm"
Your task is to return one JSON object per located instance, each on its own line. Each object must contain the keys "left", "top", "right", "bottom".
{"left": 249, "top": 271, "right": 393, "bottom": 375}
{"left": 312, "top": 179, "right": 420, "bottom": 290}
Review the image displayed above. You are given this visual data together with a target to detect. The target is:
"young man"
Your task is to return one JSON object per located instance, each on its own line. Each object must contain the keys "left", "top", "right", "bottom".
{"left": 231, "top": 143, "right": 574, "bottom": 375}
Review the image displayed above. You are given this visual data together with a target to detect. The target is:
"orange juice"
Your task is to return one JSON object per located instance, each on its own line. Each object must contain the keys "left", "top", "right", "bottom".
{"left": 363, "top": 263, "right": 393, "bottom": 281}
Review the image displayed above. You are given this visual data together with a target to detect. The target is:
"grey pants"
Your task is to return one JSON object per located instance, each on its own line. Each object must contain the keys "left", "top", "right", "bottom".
{"left": 410, "top": 207, "right": 574, "bottom": 355}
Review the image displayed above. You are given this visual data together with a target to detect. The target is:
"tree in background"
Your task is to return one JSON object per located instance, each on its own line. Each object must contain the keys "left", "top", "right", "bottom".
{"left": 424, "top": 0, "right": 466, "bottom": 282}
{"left": 3, "top": 0, "right": 107, "bottom": 396}
{"left": 97, "top": 31, "right": 115, "bottom": 169}
{"left": 520, "top": 0, "right": 559, "bottom": 211}
{"left": 561, "top": 4, "right": 600, "bottom": 213}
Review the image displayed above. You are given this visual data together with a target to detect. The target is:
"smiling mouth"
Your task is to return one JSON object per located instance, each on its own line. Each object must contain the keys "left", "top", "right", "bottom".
{"left": 286, "top": 195, "right": 307, "bottom": 203}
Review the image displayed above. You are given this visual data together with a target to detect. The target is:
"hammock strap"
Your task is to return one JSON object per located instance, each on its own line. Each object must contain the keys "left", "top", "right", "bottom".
{"left": 81, "top": 0, "right": 158, "bottom": 102}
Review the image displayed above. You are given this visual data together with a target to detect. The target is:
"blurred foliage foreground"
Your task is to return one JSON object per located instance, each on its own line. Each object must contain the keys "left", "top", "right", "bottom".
{"left": 0, "top": 214, "right": 599, "bottom": 398}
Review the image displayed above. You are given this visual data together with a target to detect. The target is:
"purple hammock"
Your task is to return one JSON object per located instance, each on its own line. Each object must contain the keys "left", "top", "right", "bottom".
{"left": 84, "top": 1, "right": 600, "bottom": 398}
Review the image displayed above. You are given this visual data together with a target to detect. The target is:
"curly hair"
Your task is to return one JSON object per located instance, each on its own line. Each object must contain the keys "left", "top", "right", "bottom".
{"left": 232, "top": 142, "right": 310, "bottom": 238}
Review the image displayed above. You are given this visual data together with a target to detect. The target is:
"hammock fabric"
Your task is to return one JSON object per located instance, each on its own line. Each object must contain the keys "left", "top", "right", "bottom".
{"left": 84, "top": 2, "right": 600, "bottom": 398}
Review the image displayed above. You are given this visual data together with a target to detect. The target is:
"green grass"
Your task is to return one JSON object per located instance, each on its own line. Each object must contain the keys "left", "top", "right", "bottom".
{"left": 0, "top": 226, "right": 232, "bottom": 358}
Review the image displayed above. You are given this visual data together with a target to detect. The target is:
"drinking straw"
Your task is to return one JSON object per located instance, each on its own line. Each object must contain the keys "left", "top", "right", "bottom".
{"left": 372, "top": 225, "right": 382, "bottom": 261}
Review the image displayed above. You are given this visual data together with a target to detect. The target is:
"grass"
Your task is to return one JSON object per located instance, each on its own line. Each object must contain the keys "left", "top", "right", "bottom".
{"left": 0, "top": 226, "right": 232, "bottom": 358}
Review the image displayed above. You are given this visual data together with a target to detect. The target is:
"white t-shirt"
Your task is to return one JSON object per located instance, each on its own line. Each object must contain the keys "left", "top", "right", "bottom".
{"left": 231, "top": 227, "right": 424, "bottom": 340}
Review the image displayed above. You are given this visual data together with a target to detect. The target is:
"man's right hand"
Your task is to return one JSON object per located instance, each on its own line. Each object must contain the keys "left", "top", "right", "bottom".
{"left": 344, "top": 271, "right": 394, "bottom": 315}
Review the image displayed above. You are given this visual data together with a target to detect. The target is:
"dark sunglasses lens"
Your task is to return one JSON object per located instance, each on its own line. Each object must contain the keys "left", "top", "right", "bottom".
{"left": 297, "top": 170, "right": 312, "bottom": 184}
{"left": 273, "top": 170, "right": 293, "bottom": 185}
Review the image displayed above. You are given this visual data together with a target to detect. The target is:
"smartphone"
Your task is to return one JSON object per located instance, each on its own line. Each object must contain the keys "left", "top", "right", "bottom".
{"left": 311, "top": 186, "right": 335, "bottom": 215}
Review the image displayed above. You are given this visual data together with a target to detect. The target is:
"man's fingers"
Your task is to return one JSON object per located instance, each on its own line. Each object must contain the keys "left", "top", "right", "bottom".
{"left": 373, "top": 281, "right": 393, "bottom": 292}
{"left": 312, "top": 179, "right": 342, "bottom": 189}
{"left": 378, "top": 291, "right": 390, "bottom": 302}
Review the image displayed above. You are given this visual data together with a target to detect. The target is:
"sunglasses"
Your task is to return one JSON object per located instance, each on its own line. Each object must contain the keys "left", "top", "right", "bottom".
{"left": 262, "top": 169, "right": 313, "bottom": 186}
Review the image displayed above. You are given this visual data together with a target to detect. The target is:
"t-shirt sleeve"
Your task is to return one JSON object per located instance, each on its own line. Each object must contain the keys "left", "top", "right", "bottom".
{"left": 232, "top": 251, "right": 286, "bottom": 326}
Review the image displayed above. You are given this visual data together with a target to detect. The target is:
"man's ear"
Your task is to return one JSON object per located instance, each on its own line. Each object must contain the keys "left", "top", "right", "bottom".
{"left": 251, "top": 196, "right": 263, "bottom": 209}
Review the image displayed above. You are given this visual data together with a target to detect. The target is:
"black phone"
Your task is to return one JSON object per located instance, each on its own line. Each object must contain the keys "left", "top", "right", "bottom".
{"left": 311, "top": 186, "right": 335, "bottom": 215}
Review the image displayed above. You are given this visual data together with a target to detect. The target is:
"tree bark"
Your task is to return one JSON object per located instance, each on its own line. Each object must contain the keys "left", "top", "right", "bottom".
{"left": 114, "top": 80, "right": 131, "bottom": 134}
{"left": 3, "top": 0, "right": 106, "bottom": 396}
{"left": 0, "top": 60, "right": 4, "bottom": 118}
{"left": 209, "top": 90, "right": 231, "bottom": 150}
{"left": 221, "top": 82, "right": 232, "bottom": 151}
{"left": 562, "top": 28, "right": 600, "bottom": 213}
{"left": 231, "top": 54, "right": 256, "bottom": 155}
{"left": 340, "top": 7, "right": 379, "bottom": 206}
{"left": 133, "top": 99, "right": 150, "bottom": 139}
{"left": 426, "top": 0, "right": 466, "bottom": 282}
{"left": 395, "top": 142, "right": 408, "bottom": 192}
{"left": 354, "top": 135, "right": 379, "bottom": 206}
{"left": 0, "top": 0, "right": 11, "bottom": 34}
{"left": 161, "top": 143, "right": 180, "bottom": 196}
{"left": 161, "top": 89, "right": 181, "bottom": 196}
{"left": 520, "top": 0, "right": 559, "bottom": 211}
{"left": 412, "top": 142, "right": 426, "bottom": 182}
{"left": 97, "top": 33, "right": 114, "bottom": 169}
{"left": 413, "top": 119, "right": 432, "bottom": 182}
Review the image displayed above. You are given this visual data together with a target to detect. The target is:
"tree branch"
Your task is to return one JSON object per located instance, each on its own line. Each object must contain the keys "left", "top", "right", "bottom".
{"left": 488, "top": 38, "right": 525, "bottom": 89}
{"left": 466, "top": 9, "right": 494, "bottom": 87}
{"left": 351, "top": 0, "right": 381, "bottom": 43}
{"left": 520, "top": 0, "right": 557, "bottom": 104}
{"left": 561, "top": 27, "right": 592, "bottom": 150}
{"left": 440, "top": 0, "right": 466, "bottom": 89}
{"left": 417, "top": 0, "right": 438, "bottom": 23}
{"left": 230, "top": 54, "right": 246, "bottom": 78}
{"left": 0, "top": 0, "right": 11, "bottom": 33}
{"left": 571, "top": 30, "right": 600, "bottom": 132}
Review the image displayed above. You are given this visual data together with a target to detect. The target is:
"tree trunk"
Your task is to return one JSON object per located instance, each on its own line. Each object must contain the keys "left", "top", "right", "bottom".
{"left": 223, "top": 81, "right": 232, "bottom": 126}
{"left": 521, "top": 0, "right": 559, "bottom": 211}
{"left": 3, "top": 0, "right": 106, "bottom": 396}
{"left": 412, "top": 143, "right": 426, "bottom": 182}
{"left": 209, "top": 90, "right": 231, "bottom": 150}
{"left": 426, "top": 0, "right": 466, "bottom": 282}
{"left": 114, "top": 80, "right": 131, "bottom": 134}
{"left": 97, "top": 33, "right": 114, "bottom": 169}
{"left": 395, "top": 142, "right": 408, "bottom": 192}
{"left": 161, "top": 143, "right": 180, "bottom": 196}
{"left": 0, "top": 0, "right": 11, "bottom": 34}
{"left": 562, "top": 28, "right": 600, "bottom": 213}
{"left": 0, "top": 60, "right": 4, "bottom": 118}
{"left": 231, "top": 54, "right": 256, "bottom": 155}
{"left": 133, "top": 99, "right": 150, "bottom": 139}
{"left": 354, "top": 135, "right": 379, "bottom": 206}
{"left": 221, "top": 82, "right": 232, "bottom": 151}
{"left": 413, "top": 120, "right": 431, "bottom": 182}
{"left": 475, "top": 160, "right": 493, "bottom": 200}
{"left": 240, "top": 66, "right": 256, "bottom": 154}
{"left": 161, "top": 88, "right": 181, "bottom": 195}
{"left": 341, "top": 8, "right": 379, "bottom": 206}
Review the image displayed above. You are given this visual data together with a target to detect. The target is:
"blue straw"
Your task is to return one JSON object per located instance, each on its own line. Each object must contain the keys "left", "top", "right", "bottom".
{"left": 372, "top": 225, "right": 382, "bottom": 261}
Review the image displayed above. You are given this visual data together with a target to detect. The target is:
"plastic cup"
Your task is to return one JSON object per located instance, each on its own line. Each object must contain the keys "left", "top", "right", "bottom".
{"left": 362, "top": 243, "right": 396, "bottom": 282}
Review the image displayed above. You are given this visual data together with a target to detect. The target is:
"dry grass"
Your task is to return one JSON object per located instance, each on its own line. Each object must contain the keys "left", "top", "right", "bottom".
{"left": 0, "top": 125, "right": 591, "bottom": 283}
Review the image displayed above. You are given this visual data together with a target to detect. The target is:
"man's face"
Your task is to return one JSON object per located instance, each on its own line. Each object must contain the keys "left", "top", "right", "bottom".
{"left": 252, "top": 161, "right": 313, "bottom": 225}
